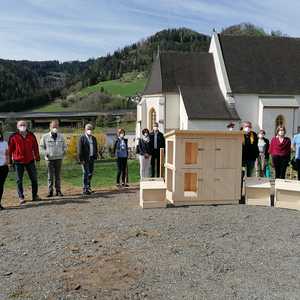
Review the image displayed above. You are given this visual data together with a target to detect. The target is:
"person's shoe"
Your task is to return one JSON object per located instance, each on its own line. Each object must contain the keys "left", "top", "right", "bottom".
{"left": 0, "top": 204, "right": 4, "bottom": 210}
{"left": 88, "top": 188, "right": 94, "bottom": 194}
{"left": 19, "top": 198, "right": 25, "bottom": 205}
{"left": 32, "top": 195, "right": 42, "bottom": 202}
{"left": 122, "top": 183, "right": 129, "bottom": 188}
{"left": 56, "top": 191, "right": 64, "bottom": 197}
{"left": 83, "top": 190, "right": 91, "bottom": 195}
{"left": 47, "top": 191, "right": 53, "bottom": 198}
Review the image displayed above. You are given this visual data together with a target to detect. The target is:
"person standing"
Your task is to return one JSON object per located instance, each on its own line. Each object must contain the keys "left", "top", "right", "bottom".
{"left": 138, "top": 128, "right": 152, "bottom": 179}
{"left": 78, "top": 124, "right": 98, "bottom": 195}
{"left": 242, "top": 121, "right": 259, "bottom": 177}
{"left": 292, "top": 128, "right": 300, "bottom": 180}
{"left": 0, "top": 130, "right": 9, "bottom": 210}
{"left": 113, "top": 128, "right": 128, "bottom": 188}
{"left": 255, "top": 129, "right": 270, "bottom": 177}
{"left": 269, "top": 126, "right": 291, "bottom": 179}
{"left": 8, "top": 120, "right": 41, "bottom": 204}
{"left": 150, "top": 122, "right": 165, "bottom": 178}
{"left": 40, "top": 120, "right": 67, "bottom": 197}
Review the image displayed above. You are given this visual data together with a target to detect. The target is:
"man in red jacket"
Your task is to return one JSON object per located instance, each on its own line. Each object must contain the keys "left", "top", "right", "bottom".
{"left": 8, "top": 120, "right": 41, "bottom": 204}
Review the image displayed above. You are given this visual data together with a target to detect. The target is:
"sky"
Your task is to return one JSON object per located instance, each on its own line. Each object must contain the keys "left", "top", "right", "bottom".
{"left": 0, "top": 0, "right": 299, "bottom": 62}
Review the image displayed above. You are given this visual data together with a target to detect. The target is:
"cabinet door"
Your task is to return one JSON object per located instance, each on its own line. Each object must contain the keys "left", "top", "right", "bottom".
{"left": 182, "top": 137, "right": 213, "bottom": 169}
{"left": 213, "top": 169, "right": 238, "bottom": 201}
{"left": 183, "top": 170, "right": 213, "bottom": 201}
{"left": 215, "top": 138, "right": 242, "bottom": 169}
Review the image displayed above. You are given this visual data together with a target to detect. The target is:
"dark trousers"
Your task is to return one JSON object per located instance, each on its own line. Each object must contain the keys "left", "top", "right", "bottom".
{"left": 272, "top": 155, "right": 289, "bottom": 179}
{"left": 47, "top": 159, "right": 62, "bottom": 193}
{"left": 15, "top": 161, "right": 38, "bottom": 199}
{"left": 296, "top": 159, "right": 300, "bottom": 180}
{"left": 0, "top": 165, "right": 9, "bottom": 204}
{"left": 151, "top": 149, "right": 161, "bottom": 177}
{"left": 82, "top": 158, "right": 94, "bottom": 191}
{"left": 116, "top": 157, "right": 127, "bottom": 184}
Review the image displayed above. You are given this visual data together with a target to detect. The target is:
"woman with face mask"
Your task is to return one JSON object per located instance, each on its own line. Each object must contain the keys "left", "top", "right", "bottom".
{"left": 269, "top": 126, "right": 291, "bottom": 179}
{"left": 138, "top": 128, "right": 153, "bottom": 178}
{"left": 0, "top": 130, "right": 9, "bottom": 210}
{"left": 113, "top": 128, "right": 128, "bottom": 188}
{"left": 255, "top": 129, "right": 270, "bottom": 177}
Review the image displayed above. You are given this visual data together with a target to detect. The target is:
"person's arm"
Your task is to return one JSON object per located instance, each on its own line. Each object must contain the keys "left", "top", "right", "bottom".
{"left": 94, "top": 137, "right": 98, "bottom": 159}
{"left": 8, "top": 135, "right": 15, "bottom": 165}
{"left": 113, "top": 139, "right": 118, "bottom": 157}
{"left": 291, "top": 136, "right": 296, "bottom": 152}
{"left": 32, "top": 134, "right": 40, "bottom": 161}
{"left": 39, "top": 135, "right": 47, "bottom": 157}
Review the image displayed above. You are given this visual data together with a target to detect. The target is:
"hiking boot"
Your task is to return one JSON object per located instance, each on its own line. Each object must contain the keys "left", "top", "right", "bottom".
{"left": 32, "top": 195, "right": 42, "bottom": 202}
{"left": 56, "top": 191, "right": 64, "bottom": 197}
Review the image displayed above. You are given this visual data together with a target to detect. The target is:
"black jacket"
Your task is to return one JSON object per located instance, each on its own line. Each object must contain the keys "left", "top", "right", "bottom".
{"left": 242, "top": 131, "right": 259, "bottom": 162}
{"left": 137, "top": 138, "right": 152, "bottom": 156}
{"left": 149, "top": 131, "right": 165, "bottom": 151}
{"left": 77, "top": 134, "right": 98, "bottom": 162}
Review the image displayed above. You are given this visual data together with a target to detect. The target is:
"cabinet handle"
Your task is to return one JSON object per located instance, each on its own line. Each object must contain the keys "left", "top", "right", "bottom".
{"left": 215, "top": 148, "right": 222, "bottom": 151}
{"left": 198, "top": 148, "right": 205, "bottom": 151}
{"left": 198, "top": 178, "right": 204, "bottom": 182}
{"left": 214, "top": 178, "right": 221, "bottom": 181}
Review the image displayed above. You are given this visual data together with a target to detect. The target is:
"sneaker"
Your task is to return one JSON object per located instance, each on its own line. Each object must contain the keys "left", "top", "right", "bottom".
{"left": 56, "top": 191, "right": 64, "bottom": 197}
{"left": 47, "top": 192, "right": 53, "bottom": 198}
{"left": 88, "top": 188, "right": 94, "bottom": 194}
{"left": 19, "top": 198, "right": 25, "bottom": 205}
{"left": 32, "top": 195, "right": 42, "bottom": 202}
{"left": 122, "top": 183, "right": 129, "bottom": 188}
{"left": 83, "top": 190, "right": 91, "bottom": 195}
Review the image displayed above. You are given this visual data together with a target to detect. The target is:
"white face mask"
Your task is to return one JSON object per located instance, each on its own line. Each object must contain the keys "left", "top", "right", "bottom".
{"left": 258, "top": 134, "right": 264, "bottom": 139}
{"left": 144, "top": 133, "right": 148, "bottom": 137}
{"left": 119, "top": 133, "right": 124, "bottom": 138}
{"left": 86, "top": 129, "right": 92, "bottom": 135}
{"left": 18, "top": 125, "right": 27, "bottom": 132}
{"left": 243, "top": 127, "right": 251, "bottom": 133}
{"left": 51, "top": 128, "right": 58, "bottom": 134}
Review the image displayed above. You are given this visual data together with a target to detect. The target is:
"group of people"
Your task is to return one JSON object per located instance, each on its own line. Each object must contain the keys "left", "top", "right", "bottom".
{"left": 241, "top": 121, "right": 300, "bottom": 180}
{"left": 137, "top": 122, "right": 165, "bottom": 178}
{"left": 0, "top": 120, "right": 132, "bottom": 210}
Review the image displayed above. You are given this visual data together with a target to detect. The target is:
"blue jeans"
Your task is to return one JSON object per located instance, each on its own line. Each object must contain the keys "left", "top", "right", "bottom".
{"left": 14, "top": 161, "right": 38, "bottom": 199}
{"left": 81, "top": 158, "right": 94, "bottom": 191}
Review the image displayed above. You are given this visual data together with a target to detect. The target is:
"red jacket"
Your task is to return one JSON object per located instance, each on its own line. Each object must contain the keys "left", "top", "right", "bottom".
{"left": 8, "top": 131, "right": 40, "bottom": 164}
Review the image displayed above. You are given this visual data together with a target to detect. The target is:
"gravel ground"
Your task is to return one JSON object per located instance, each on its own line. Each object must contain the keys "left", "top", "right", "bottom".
{"left": 0, "top": 188, "right": 300, "bottom": 300}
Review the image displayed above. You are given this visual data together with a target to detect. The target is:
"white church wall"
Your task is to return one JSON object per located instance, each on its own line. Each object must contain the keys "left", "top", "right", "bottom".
{"left": 179, "top": 92, "right": 188, "bottom": 129}
{"left": 165, "top": 93, "right": 180, "bottom": 131}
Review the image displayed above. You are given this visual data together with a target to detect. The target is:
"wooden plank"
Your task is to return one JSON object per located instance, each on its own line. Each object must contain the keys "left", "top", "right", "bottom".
{"left": 160, "top": 148, "right": 165, "bottom": 178}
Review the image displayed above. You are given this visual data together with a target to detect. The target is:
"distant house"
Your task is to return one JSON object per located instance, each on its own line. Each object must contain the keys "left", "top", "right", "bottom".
{"left": 136, "top": 34, "right": 300, "bottom": 138}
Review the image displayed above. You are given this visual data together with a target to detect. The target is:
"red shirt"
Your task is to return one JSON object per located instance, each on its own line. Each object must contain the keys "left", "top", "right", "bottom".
{"left": 8, "top": 131, "right": 40, "bottom": 164}
{"left": 269, "top": 136, "right": 291, "bottom": 157}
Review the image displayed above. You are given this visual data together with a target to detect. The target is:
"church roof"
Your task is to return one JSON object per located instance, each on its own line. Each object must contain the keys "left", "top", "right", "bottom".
{"left": 143, "top": 51, "right": 239, "bottom": 120}
{"left": 219, "top": 34, "right": 300, "bottom": 95}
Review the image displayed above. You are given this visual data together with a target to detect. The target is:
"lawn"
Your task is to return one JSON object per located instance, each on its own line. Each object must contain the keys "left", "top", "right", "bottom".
{"left": 5, "top": 159, "right": 140, "bottom": 190}
{"left": 78, "top": 77, "right": 146, "bottom": 97}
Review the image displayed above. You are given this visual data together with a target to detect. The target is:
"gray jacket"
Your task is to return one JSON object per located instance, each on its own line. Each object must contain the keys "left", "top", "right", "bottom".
{"left": 40, "top": 132, "right": 67, "bottom": 160}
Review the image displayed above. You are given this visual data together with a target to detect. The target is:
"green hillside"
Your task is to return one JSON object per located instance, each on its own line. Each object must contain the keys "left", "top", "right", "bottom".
{"left": 78, "top": 77, "right": 146, "bottom": 98}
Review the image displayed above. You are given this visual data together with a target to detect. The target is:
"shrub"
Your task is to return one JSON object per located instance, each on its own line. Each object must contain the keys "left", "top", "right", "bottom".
{"left": 66, "top": 135, "right": 79, "bottom": 161}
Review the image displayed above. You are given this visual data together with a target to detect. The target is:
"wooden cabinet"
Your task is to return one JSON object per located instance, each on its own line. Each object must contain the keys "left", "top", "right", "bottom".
{"left": 165, "top": 130, "right": 243, "bottom": 206}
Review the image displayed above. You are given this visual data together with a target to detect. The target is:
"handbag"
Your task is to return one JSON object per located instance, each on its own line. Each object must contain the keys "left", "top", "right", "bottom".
{"left": 291, "top": 157, "right": 298, "bottom": 171}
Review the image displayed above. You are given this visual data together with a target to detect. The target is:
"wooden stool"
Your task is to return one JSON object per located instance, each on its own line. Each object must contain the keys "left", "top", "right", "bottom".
{"left": 245, "top": 177, "right": 271, "bottom": 206}
{"left": 140, "top": 178, "right": 166, "bottom": 209}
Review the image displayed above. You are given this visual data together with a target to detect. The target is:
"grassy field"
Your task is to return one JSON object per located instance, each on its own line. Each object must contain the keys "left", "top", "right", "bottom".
{"left": 5, "top": 159, "right": 140, "bottom": 190}
{"left": 78, "top": 77, "right": 146, "bottom": 97}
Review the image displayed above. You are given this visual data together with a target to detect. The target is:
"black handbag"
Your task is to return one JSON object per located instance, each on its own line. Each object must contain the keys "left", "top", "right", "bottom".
{"left": 291, "top": 157, "right": 298, "bottom": 171}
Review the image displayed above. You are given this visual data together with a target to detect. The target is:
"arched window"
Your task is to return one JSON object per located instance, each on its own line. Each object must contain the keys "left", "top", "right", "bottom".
{"left": 275, "top": 114, "right": 286, "bottom": 134}
{"left": 149, "top": 108, "right": 156, "bottom": 130}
